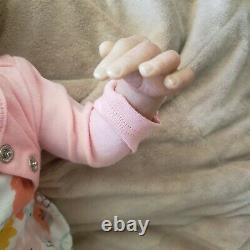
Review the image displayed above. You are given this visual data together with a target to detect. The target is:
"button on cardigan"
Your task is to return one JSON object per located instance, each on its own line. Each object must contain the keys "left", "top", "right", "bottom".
{"left": 0, "top": 55, "right": 160, "bottom": 189}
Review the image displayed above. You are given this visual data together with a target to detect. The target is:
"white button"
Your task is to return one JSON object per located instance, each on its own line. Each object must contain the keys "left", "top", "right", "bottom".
{"left": 0, "top": 144, "right": 14, "bottom": 163}
{"left": 42, "top": 199, "right": 50, "bottom": 208}
{"left": 36, "top": 193, "right": 44, "bottom": 203}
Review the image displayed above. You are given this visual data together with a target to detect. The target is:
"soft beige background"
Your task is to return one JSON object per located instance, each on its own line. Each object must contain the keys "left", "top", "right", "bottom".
{"left": 0, "top": 0, "right": 250, "bottom": 249}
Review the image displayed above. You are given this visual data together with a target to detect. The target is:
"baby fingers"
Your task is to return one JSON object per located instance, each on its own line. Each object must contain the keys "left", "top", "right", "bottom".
{"left": 164, "top": 67, "right": 195, "bottom": 90}
{"left": 139, "top": 50, "right": 180, "bottom": 77}
{"left": 106, "top": 40, "right": 161, "bottom": 79}
{"left": 94, "top": 35, "right": 147, "bottom": 80}
{"left": 99, "top": 41, "right": 114, "bottom": 58}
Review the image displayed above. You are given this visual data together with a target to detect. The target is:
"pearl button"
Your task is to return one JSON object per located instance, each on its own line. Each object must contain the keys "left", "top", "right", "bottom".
{"left": 0, "top": 144, "right": 14, "bottom": 163}
{"left": 29, "top": 155, "right": 39, "bottom": 172}
{"left": 36, "top": 193, "right": 43, "bottom": 203}
{"left": 35, "top": 192, "right": 50, "bottom": 208}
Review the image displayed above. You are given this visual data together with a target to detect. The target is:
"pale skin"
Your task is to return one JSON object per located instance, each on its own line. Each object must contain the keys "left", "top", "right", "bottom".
{"left": 93, "top": 35, "right": 195, "bottom": 120}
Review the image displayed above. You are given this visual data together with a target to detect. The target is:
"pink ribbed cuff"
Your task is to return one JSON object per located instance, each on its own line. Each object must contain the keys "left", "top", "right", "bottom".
{"left": 94, "top": 80, "right": 161, "bottom": 152}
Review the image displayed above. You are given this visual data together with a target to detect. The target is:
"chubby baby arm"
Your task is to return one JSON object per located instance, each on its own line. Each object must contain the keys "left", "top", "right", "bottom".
{"left": 14, "top": 56, "right": 160, "bottom": 168}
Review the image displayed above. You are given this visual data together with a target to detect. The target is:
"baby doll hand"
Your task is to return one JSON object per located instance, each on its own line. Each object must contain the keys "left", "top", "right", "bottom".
{"left": 94, "top": 35, "right": 194, "bottom": 120}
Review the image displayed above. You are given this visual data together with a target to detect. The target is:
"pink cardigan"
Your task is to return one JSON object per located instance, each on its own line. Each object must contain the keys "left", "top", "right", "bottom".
{"left": 0, "top": 55, "right": 160, "bottom": 189}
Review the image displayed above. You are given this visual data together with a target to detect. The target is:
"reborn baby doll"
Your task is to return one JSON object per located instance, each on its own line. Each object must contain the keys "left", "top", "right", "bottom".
{"left": 0, "top": 35, "right": 193, "bottom": 249}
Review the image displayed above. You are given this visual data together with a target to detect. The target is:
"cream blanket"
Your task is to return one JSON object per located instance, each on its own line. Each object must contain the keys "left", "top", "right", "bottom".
{"left": 1, "top": 0, "right": 250, "bottom": 249}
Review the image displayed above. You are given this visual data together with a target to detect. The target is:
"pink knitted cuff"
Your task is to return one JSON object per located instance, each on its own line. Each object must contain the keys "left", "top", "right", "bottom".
{"left": 94, "top": 80, "right": 161, "bottom": 152}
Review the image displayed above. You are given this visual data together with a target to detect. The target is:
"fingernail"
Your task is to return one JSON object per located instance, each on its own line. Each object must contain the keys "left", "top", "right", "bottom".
{"left": 107, "top": 67, "right": 122, "bottom": 78}
{"left": 139, "top": 63, "right": 153, "bottom": 76}
{"left": 164, "top": 77, "right": 178, "bottom": 89}
{"left": 93, "top": 67, "right": 107, "bottom": 79}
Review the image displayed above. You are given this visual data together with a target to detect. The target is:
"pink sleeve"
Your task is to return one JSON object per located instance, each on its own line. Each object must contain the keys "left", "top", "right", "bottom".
{"left": 15, "top": 57, "right": 161, "bottom": 167}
